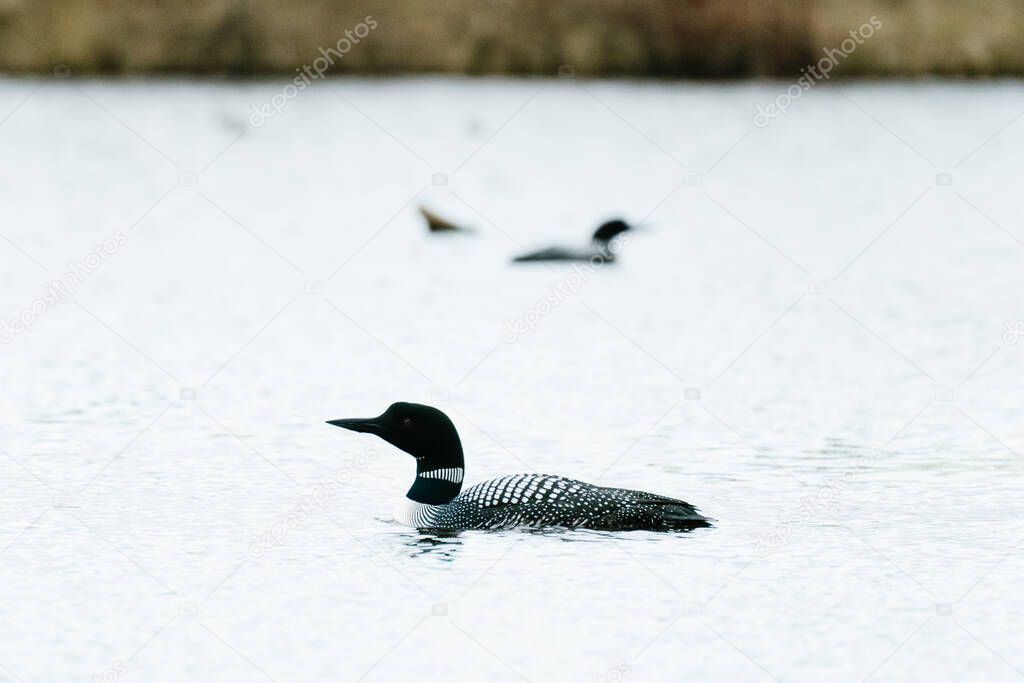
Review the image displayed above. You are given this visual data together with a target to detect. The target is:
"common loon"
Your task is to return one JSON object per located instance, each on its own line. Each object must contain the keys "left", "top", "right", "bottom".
{"left": 327, "top": 402, "right": 710, "bottom": 532}
{"left": 512, "top": 219, "right": 633, "bottom": 263}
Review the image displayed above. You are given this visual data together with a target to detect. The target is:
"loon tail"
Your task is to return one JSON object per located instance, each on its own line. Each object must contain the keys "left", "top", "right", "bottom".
{"left": 658, "top": 502, "right": 713, "bottom": 530}
{"left": 635, "top": 493, "right": 713, "bottom": 530}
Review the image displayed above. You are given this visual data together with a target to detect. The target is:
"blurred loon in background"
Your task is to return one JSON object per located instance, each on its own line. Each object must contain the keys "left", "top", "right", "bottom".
{"left": 512, "top": 218, "right": 634, "bottom": 263}
{"left": 328, "top": 402, "right": 711, "bottom": 532}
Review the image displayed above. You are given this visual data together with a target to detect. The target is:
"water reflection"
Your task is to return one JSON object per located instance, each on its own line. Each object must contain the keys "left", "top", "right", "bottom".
{"left": 402, "top": 530, "right": 465, "bottom": 560}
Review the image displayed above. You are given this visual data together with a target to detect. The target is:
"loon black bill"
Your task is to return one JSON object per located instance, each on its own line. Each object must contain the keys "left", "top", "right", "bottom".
{"left": 326, "top": 418, "right": 382, "bottom": 434}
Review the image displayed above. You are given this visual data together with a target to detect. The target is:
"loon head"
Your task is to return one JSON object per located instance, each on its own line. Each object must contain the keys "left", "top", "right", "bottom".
{"left": 328, "top": 402, "right": 465, "bottom": 504}
{"left": 591, "top": 219, "right": 631, "bottom": 244}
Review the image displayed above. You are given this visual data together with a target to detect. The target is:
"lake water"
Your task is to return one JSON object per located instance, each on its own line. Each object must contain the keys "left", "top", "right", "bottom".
{"left": 1, "top": 76, "right": 1023, "bottom": 682}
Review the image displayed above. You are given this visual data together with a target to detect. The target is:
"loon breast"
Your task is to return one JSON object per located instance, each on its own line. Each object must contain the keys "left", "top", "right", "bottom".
{"left": 396, "top": 474, "right": 709, "bottom": 532}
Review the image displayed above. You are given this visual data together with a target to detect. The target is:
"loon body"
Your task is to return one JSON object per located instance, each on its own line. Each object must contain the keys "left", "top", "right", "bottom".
{"left": 328, "top": 402, "right": 710, "bottom": 532}
{"left": 512, "top": 219, "right": 633, "bottom": 263}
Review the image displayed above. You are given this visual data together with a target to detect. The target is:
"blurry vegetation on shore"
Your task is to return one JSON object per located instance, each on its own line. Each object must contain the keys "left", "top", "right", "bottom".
{"left": 2, "top": 0, "right": 1024, "bottom": 77}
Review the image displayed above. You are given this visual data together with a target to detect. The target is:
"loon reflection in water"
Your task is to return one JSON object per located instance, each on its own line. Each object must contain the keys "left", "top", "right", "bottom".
{"left": 328, "top": 402, "right": 710, "bottom": 532}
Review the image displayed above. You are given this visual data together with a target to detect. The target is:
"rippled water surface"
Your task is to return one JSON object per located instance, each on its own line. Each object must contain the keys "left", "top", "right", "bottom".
{"left": 2, "top": 77, "right": 1023, "bottom": 681}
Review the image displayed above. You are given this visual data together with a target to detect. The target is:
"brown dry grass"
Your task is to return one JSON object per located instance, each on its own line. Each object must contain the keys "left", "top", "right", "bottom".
{"left": 0, "top": 0, "right": 1022, "bottom": 76}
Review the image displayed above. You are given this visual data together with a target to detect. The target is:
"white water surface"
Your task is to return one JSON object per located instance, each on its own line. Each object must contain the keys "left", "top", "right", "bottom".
{"left": 1, "top": 76, "right": 1023, "bottom": 681}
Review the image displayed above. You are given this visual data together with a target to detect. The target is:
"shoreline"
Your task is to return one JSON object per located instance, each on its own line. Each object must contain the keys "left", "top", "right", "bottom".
{"left": 3, "top": 1, "right": 1024, "bottom": 78}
